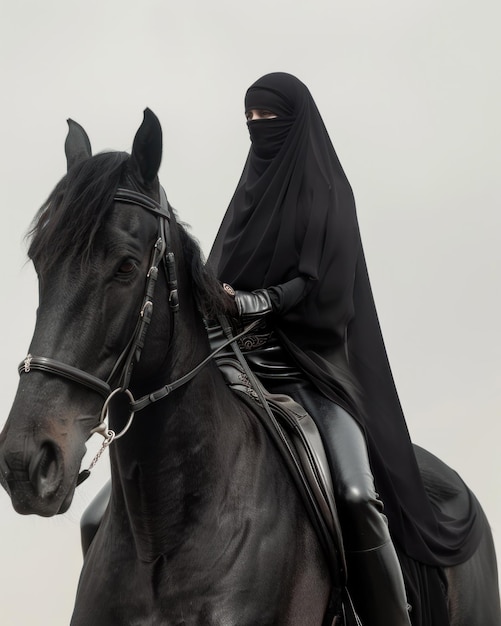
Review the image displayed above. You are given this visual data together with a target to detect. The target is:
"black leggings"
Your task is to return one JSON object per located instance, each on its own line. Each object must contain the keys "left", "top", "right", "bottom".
{"left": 264, "top": 379, "right": 391, "bottom": 552}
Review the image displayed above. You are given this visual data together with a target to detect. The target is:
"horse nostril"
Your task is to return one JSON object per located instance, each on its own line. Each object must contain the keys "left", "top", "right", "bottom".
{"left": 29, "top": 441, "right": 61, "bottom": 499}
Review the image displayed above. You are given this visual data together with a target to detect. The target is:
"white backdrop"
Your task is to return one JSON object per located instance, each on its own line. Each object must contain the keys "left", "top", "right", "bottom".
{"left": 0, "top": 1, "right": 500, "bottom": 624}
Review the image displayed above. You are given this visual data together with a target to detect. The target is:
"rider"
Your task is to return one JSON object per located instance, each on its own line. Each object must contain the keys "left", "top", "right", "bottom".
{"left": 208, "top": 72, "right": 479, "bottom": 626}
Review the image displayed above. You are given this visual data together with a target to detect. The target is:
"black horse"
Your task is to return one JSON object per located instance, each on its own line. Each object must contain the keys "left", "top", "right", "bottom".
{"left": 0, "top": 110, "right": 499, "bottom": 625}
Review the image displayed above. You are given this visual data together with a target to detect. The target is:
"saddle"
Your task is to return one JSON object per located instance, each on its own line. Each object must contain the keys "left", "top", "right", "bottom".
{"left": 209, "top": 319, "right": 361, "bottom": 626}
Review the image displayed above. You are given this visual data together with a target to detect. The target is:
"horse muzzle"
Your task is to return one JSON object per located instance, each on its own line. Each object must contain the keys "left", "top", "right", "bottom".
{"left": 0, "top": 430, "right": 77, "bottom": 516}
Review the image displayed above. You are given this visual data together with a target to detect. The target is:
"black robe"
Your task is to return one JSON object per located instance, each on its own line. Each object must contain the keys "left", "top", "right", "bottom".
{"left": 209, "top": 72, "right": 481, "bottom": 566}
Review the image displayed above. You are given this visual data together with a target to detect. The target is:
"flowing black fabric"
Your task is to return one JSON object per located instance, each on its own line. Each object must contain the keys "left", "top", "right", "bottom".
{"left": 209, "top": 72, "right": 481, "bottom": 566}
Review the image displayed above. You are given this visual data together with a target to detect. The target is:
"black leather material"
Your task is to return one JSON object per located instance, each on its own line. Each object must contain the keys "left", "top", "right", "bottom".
{"left": 217, "top": 355, "right": 340, "bottom": 549}
{"left": 234, "top": 288, "right": 273, "bottom": 322}
{"left": 346, "top": 542, "right": 412, "bottom": 626}
{"left": 244, "top": 345, "right": 302, "bottom": 379}
{"left": 267, "top": 380, "right": 391, "bottom": 552}
{"left": 265, "top": 379, "right": 411, "bottom": 626}
{"left": 19, "top": 355, "right": 111, "bottom": 398}
{"left": 207, "top": 320, "right": 302, "bottom": 379}
{"left": 210, "top": 319, "right": 347, "bottom": 590}
{"left": 215, "top": 353, "right": 344, "bottom": 575}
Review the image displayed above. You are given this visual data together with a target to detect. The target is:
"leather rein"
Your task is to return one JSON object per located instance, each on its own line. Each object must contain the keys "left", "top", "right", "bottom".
{"left": 18, "top": 186, "right": 256, "bottom": 485}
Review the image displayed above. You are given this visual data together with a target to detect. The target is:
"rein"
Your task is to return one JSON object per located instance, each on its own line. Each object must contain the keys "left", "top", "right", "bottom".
{"left": 76, "top": 319, "right": 259, "bottom": 485}
{"left": 18, "top": 186, "right": 251, "bottom": 485}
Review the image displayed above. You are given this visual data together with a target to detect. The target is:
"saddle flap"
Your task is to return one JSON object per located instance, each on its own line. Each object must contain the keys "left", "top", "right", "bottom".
{"left": 216, "top": 355, "right": 347, "bottom": 584}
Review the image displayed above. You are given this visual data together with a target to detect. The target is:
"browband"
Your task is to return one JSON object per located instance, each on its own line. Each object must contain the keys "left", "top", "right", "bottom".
{"left": 114, "top": 187, "right": 171, "bottom": 220}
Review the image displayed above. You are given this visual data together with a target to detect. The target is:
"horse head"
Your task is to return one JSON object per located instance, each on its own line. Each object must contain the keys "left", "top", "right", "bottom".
{"left": 0, "top": 110, "right": 196, "bottom": 516}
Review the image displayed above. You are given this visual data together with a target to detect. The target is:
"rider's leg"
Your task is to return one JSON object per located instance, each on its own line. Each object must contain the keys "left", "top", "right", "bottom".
{"left": 274, "top": 381, "right": 411, "bottom": 626}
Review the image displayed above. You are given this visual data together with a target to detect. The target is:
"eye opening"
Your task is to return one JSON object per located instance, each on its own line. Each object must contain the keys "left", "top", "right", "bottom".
{"left": 245, "top": 109, "right": 277, "bottom": 121}
{"left": 116, "top": 258, "right": 138, "bottom": 278}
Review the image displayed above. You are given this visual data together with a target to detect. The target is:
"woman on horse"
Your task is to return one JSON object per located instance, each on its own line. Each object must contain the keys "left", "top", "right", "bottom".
{"left": 209, "top": 72, "right": 479, "bottom": 626}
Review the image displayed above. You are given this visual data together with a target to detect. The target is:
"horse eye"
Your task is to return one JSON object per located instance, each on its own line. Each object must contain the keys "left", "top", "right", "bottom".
{"left": 117, "top": 260, "right": 137, "bottom": 276}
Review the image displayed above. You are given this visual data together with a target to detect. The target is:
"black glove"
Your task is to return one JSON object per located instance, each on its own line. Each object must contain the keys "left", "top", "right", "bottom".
{"left": 223, "top": 276, "right": 309, "bottom": 323}
{"left": 234, "top": 289, "right": 273, "bottom": 323}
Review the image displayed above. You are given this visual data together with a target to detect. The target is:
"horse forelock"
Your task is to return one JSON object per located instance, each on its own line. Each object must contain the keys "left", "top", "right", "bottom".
{"left": 27, "top": 151, "right": 130, "bottom": 273}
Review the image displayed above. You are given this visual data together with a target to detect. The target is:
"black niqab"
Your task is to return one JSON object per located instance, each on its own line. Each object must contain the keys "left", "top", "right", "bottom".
{"left": 209, "top": 73, "right": 481, "bottom": 566}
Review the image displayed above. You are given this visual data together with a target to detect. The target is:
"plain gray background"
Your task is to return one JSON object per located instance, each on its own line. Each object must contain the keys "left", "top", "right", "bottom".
{"left": 0, "top": 1, "right": 500, "bottom": 623}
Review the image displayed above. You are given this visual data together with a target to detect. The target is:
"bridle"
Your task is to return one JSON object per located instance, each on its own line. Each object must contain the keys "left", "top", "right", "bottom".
{"left": 18, "top": 186, "right": 256, "bottom": 485}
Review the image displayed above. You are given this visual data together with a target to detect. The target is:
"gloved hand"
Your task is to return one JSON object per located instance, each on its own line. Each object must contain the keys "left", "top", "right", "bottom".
{"left": 234, "top": 289, "right": 273, "bottom": 323}
{"left": 222, "top": 276, "right": 309, "bottom": 322}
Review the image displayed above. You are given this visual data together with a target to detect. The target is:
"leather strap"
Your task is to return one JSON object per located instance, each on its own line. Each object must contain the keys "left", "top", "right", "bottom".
{"left": 130, "top": 320, "right": 261, "bottom": 412}
{"left": 114, "top": 187, "right": 171, "bottom": 219}
{"left": 19, "top": 355, "right": 111, "bottom": 398}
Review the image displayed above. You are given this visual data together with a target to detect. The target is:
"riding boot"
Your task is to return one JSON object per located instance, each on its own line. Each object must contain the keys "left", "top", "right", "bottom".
{"left": 262, "top": 378, "right": 411, "bottom": 626}
{"left": 346, "top": 541, "right": 411, "bottom": 626}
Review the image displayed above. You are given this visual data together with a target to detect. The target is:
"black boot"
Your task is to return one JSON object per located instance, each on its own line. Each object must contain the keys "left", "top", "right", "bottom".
{"left": 346, "top": 541, "right": 411, "bottom": 626}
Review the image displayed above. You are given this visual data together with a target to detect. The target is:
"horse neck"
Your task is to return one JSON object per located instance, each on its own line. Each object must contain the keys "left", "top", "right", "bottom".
{"left": 107, "top": 309, "right": 239, "bottom": 561}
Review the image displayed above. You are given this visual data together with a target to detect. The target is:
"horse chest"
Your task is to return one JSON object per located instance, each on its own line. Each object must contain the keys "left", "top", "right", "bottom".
{"left": 72, "top": 502, "right": 319, "bottom": 625}
{"left": 72, "top": 556, "right": 281, "bottom": 626}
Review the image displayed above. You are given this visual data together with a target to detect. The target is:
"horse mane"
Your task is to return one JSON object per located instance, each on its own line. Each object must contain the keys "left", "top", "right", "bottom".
{"left": 27, "top": 151, "right": 129, "bottom": 273}
{"left": 176, "top": 220, "right": 235, "bottom": 320}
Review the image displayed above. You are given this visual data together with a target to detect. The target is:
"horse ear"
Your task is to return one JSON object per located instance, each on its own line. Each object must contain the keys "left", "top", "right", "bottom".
{"left": 129, "top": 108, "right": 163, "bottom": 187}
{"left": 65, "top": 119, "right": 92, "bottom": 171}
